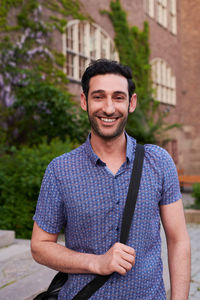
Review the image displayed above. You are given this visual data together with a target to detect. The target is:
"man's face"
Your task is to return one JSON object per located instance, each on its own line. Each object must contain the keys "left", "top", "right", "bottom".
{"left": 81, "top": 74, "right": 137, "bottom": 140}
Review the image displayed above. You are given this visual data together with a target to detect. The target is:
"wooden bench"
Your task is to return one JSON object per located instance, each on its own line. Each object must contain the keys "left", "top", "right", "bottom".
{"left": 178, "top": 175, "right": 200, "bottom": 190}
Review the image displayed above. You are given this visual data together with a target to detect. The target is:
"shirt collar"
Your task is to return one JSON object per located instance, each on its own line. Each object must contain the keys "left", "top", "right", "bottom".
{"left": 126, "top": 132, "right": 136, "bottom": 163}
{"left": 85, "top": 132, "right": 136, "bottom": 166}
{"left": 85, "top": 134, "right": 102, "bottom": 165}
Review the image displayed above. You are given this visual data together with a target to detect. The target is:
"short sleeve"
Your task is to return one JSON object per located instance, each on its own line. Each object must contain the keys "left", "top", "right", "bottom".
{"left": 159, "top": 149, "right": 182, "bottom": 205}
{"left": 33, "top": 160, "right": 66, "bottom": 233}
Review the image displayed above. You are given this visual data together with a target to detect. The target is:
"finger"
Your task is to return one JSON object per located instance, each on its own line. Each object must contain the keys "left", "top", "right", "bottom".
{"left": 123, "top": 246, "right": 136, "bottom": 257}
{"left": 115, "top": 264, "right": 128, "bottom": 276}
{"left": 119, "top": 259, "right": 133, "bottom": 272}
{"left": 121, "top": 252, "right": 135, "bottom": 266}
{"left": 117, "top": 243, "right": 136, "bottom": 256}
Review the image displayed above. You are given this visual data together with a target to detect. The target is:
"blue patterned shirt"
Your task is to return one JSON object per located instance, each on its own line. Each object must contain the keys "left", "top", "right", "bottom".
{"left": 33, "top": 133, "right": 181, "bottom": 299}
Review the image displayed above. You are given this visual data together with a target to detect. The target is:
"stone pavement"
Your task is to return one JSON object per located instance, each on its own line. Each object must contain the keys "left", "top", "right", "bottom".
{"left": 0, "top": 239, "right": 58, "bottom": 300}
{"left": 162, "top": 223, "right": 200, "bottom": 300}
{"left": 0, "top": 193, "right": 199, "bottom": 300}
{"left": 187, "top": 224, "right": 200, "bottom": 299}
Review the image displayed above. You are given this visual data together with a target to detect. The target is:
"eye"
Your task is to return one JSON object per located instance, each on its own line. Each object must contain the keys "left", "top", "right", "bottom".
{"left": 93, "top": 95, "right": 104, "bottom": 100}
{"left": 114, "top": 95, "right": 125, "bottom": 100}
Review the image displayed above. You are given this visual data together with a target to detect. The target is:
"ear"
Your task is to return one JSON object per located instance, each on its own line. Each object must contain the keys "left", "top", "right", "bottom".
{"left": 80, "top": 93, "right": 87, "bottom": 112}
{"left": 129, "top": 93, "right": 137, "bottom": 113}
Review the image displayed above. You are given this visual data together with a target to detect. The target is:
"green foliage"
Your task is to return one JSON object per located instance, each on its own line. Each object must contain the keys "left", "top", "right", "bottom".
{"left": 52, "top": 50, "right": 66, "bottom": 67}
{"left": 0, "top": 2, "right": 90, "bottom": 149}
{"left": 44, "top": 0, "right": 85, "bottom": 20}
{"left": 192, "top": 184, "right": 200, "bottom": 209}
{"left": 0, "top": 0, "right": 23, "bottom": 30}
{"left": 0, "top": 0, "right": 85, "bottom": 32}
{"left": 50, "top": 16, "right": 67, "bottom": 33}
{"left": 17, "top": 0, "right": 40, "bottom": 29}
{"left": 102, "top": 0, "right": 178, "bottom": 144}
{"left": 102, "top": 1, "right": 151, "bottom": 102}
{"left": 1, "top": 79, "right": 89, "bottom": 147}
{"left": 0, "top": 138, "right": 75, "bottom": 238}
{"left": 0, "top": 0, "right": 90, "bottom": 239}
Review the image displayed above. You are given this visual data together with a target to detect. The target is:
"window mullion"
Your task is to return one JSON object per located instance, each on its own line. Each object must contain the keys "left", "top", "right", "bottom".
{"left": 151, "top": 58, "right": 176, "bottom": 105}
{"left": 73, "top": 23, "right": 79, "bottom": 80}
{"left": 84, "top": 23, "right": 90, "bottom": 57}
{"left": 62, "top": 31, "right": 67, "bottom": 74}
{"left": 149, "top": 0, "right": 155, "bottom": 18}
{"left": 95, "top": 28, "right": 101, "bottom": 59}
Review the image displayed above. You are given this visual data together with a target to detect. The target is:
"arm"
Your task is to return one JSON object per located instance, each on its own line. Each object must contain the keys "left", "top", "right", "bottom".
{"left": 160, "top": 199, "right": 191, "bottom": 300}
{"left": 31, "top": 221, "right": 136, "bottom": 276}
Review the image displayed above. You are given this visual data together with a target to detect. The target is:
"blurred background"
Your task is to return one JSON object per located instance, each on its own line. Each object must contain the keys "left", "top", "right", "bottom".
{"left": 0, "top": 0, "right": 200, "bottom": 299}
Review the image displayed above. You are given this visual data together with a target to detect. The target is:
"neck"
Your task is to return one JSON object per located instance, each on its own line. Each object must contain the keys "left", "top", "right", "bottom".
{"left": 90, "top": 131, "right": 127, "bottom": 164}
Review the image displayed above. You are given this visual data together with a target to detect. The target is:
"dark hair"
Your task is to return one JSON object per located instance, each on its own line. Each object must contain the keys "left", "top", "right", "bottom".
{"left": 81, "top": 59, "right": 136, "bottom": 101}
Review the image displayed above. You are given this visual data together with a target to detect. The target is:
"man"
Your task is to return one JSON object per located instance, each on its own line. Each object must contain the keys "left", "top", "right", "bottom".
{"left": 31, "top": 59, "right": 191, "bottom": 299}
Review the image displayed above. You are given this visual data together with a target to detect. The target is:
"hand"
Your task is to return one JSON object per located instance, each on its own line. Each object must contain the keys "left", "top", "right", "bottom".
{"left": 95, "top": 242, "right": 136, "bottom": 276}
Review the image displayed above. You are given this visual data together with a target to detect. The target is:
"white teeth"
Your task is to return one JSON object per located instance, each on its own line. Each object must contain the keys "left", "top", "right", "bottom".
{"left": 101, "top": 118, "right": 116, "bottom": 123}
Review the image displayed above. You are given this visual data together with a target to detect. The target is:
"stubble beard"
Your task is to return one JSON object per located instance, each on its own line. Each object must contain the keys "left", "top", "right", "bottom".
{"left": 87, "top": 109, "right": 129, "bottom": 140}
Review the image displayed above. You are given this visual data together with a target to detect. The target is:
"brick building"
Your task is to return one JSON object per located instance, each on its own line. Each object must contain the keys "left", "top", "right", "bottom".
{"left": 178, "top": 0, "right": 200, "bottom": 174}
{"left": 59, "top": 0, "right": 199, "bottom": 175}
{"left": 2, "top": 0, "right": 200, "bottom": 174}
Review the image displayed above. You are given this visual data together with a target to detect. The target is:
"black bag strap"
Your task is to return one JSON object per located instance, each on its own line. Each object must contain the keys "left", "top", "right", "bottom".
{"left": 120, "top": 143, "right": 144, "bottom": 245}
{"left": 73, "top": 144, "right": 145, "bottom": 300}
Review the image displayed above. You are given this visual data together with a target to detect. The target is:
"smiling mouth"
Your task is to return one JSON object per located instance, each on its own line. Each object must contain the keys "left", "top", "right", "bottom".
{"left": 100, "top": 117, "right": 116, "bottom": 123}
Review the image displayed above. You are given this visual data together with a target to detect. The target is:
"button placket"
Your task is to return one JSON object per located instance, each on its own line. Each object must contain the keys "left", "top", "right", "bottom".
{"left": 114, "top": 176, "right": 121, "bottom": 240}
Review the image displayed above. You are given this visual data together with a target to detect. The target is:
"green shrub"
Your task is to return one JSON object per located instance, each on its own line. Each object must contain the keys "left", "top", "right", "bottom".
{"left": 0, "top": 79, "right": 89, "bottom": 148}
{"left": 192, "top": 183, "right": 200, "bottom": 209}
{"left": 0, "top": 138, "right": 75, "bottom": 238}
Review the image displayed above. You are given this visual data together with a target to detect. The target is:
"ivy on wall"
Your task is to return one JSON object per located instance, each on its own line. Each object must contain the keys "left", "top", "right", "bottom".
{"left": 45, "top": 0, "right": 85, "bottom": 20}
{"left": 103, "top": 1, "right": 151, "bottom": 103}
{"left": 102, "top": 0, "right": 178, "bottom": 144}
{"left": 0, "top": 0, "right": 86, "bottom": 86}
{"left": 0, "top": 0, "right": 23, "bottom": 30}
{"left": 0, "top": 0, "right": 85, "bottom": 32}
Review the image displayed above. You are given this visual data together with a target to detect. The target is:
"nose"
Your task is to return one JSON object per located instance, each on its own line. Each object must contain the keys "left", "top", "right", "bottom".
{"left": 102, "top": 97, "right": 115, "bottom": 115}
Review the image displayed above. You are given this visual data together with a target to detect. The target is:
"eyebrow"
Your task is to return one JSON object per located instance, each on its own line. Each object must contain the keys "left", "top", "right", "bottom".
{"left": 90, "top": 90, "right": 127, "bottom": 96}
{"left": 113, "top": 91, "right": 127, "bottom": 97}
{"left": 90, "top": 90, "right": 105, "bottom": 96}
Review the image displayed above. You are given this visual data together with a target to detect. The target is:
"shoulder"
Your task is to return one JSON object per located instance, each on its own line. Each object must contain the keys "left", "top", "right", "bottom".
{"left": 144, "top": 144, "right": 172, "bottom": 163}
{"left": 45, "top": 143, "right": 87, "bottom": 175}
{"left": 142, "top": 144, "right": 177, "bottom": 177}
{"left": 143, "top": 143, "right": 179, "bottom": 183}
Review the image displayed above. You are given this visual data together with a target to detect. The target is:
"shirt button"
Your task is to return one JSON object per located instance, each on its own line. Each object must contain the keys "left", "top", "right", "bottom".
{"left": 116, "top": 227, "right": 119, "bottom": 231}
{"left": 116, "top": 200, "right": 120, "bottom": 204}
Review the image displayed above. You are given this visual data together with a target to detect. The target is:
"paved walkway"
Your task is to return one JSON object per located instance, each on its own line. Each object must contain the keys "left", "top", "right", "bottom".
{"left": 0, "top": 193, "right": 199, "bottom": 299}
{"left": 163, "top": 222, "right": 200, "bottom": 300}
{"left": 0, "top": 239, "right": 59, "bottom": 299}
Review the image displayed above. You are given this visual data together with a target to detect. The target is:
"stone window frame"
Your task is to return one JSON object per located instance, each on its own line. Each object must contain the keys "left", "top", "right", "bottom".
{"left": 169, "top": 0, "right": 177, "bottom": 34}
{"left": 151, "top": 58, "right": 176, "bottom": 105}
{"left": 144, "top": 0, "right": 177, "bottom": 35}
{"left": 62, "top": 20, "right": 118, "bottom": 82}
{"left": 157, "top": 0, "right": 167, "bottom": 28}
{"left": 144, "top": 0, "right": 155, "bottom": 18}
